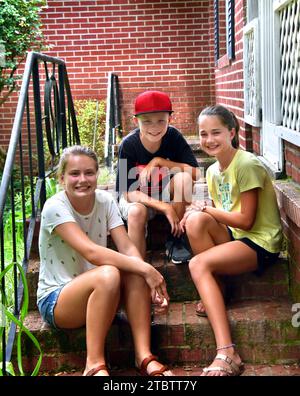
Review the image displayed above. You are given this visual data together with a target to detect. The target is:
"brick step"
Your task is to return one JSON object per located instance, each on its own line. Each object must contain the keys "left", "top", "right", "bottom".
{"left": 150, "top": 250, "right": 290, "bottom": 303}
{"left": 46, "top": 362, "right": 300, "bottom": 376}
{"left": 18, "top": 299, "right": 300, "bottom": 374}
{"left": 27, "top": 250, "right": 289, "bottom": 311}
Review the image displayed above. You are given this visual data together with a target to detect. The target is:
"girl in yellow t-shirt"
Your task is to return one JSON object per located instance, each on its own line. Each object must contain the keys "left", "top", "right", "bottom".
{"left": 180, "top": 105, "right": 283, "bottom": 376}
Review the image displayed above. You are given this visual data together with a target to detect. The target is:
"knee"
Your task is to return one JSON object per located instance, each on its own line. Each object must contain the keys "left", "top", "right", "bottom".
{"left": 189, "top": 255, "right": 209, "bottom": 278}
{"left": 173, "top": 171, "right": 193, "bottom": 186}
{"left": 122, "top": 272, "right": 147, "bottom": 289}
{"left": 188, "top": 256, "right": 199, "bottom": 274}
{"left": 127, "top": 204, "right": 147, "bottom": 226}
{"left": 185, "top": 211, "right": 211, "bottom": 236}
{"left": 93, "top": 265, "right": 121, "bottom": 293}
{"left": 173, "top": 172, "right": 193, "bottom": 196}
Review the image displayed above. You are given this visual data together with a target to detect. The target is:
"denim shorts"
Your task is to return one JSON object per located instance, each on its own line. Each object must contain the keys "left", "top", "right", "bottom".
{"left": 37, "top": 286, "right": 64, "bottom": 329}
{"left": 227, "top": 228, "right": 279, "bottom": 276}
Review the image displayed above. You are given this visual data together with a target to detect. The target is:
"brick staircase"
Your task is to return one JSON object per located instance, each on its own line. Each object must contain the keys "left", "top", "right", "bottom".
{"left": 17, "top": 146, "right": 300, "bottom": 376}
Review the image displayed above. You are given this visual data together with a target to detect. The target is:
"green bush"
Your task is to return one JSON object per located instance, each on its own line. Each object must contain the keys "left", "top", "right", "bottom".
{"left": 74, "top": 99, "right": 106, "bottom": 164}
{"left": 0, "top": 0, "right": 47, "bottom": 105}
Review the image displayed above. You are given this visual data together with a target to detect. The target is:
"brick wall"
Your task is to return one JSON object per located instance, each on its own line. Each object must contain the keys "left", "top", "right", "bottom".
{"left": 214, "top": 0, "right": 300, "bottom": 302}
{"left": 282, "top": 142, "right": 300, "bottom": 300}
{"left": 214, "top": 0, "right": 252, "bottom": 151}
{"left": 40, "top": 0, "right": 216, "bottom": 137}
{"left": 285, "top": 142, "right": 300, "bottom": 184}
{"left": 0, "top": 1, "right": 217, "bottom": 147}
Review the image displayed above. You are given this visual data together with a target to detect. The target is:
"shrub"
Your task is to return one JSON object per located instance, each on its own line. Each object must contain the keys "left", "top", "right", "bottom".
{"left": 74, "top": 99, "right": 106, "bottom": 164}
{"left": 0, "top": 0, "right": 47, "bottom": 105}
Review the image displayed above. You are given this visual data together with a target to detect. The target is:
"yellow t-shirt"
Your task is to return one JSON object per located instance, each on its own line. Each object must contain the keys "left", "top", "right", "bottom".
{"left": 206, "top": 149, "right": 283, "bottom": 253}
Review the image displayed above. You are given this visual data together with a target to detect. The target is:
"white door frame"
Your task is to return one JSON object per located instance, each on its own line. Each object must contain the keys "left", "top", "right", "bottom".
{"left": 259, "top": 0, "right": 283, "bottom": 173}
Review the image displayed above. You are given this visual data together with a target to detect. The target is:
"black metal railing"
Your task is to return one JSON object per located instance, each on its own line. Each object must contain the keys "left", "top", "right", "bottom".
{"left": 104, "top": 72, "right": 122, "bottom": 170}
{"left": 0, "top": 52, "right": 80, "bottom": 375}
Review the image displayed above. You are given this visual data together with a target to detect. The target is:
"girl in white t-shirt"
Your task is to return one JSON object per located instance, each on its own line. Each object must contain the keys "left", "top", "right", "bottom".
{"left": 180, "top": 105, "right": 283, "bottom": 376}
{"left": 37, "top": 145, "right": 173, "bottom": 376}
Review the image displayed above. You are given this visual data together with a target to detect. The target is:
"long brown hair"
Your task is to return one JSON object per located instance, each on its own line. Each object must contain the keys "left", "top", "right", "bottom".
{"left": 199, "top": 105, "right": 240, "bottom": 148}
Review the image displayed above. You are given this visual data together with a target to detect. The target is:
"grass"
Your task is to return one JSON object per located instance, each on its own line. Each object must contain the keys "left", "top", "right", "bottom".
{"left": 97, "top": 166, "right": 116, "bottom": 186}
{"left": 0, "top": 177, "right": 60, "bottom": 375}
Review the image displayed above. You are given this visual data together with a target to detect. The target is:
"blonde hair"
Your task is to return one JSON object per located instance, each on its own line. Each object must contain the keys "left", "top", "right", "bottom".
{"left": 57, "top": 145, "right": 99, "bottom": 180}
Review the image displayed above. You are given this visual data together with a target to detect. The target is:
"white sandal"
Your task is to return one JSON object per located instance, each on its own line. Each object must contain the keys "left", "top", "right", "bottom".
{"left": 202, "top": 353, "right": 244, "bottom": 376}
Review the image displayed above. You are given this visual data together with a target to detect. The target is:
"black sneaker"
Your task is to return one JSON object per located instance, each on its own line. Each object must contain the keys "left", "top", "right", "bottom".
{"left": 165, "top": 235, "right": 192, "bottom": 264}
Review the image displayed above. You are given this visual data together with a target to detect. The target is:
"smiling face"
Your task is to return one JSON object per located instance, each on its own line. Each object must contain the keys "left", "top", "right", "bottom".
{"left": 60, "top": 154, "right": 98, "bottom": 203}
{"left": 135, "top": 112, "right": 171, "bottom": 146}
{"left": 198, "top": 115, "right": 236, "bottom": 158}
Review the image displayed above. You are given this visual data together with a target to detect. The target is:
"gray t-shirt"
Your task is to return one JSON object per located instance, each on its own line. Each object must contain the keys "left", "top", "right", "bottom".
{"left": 37, "top": 189, "right": 124, "bottom": 303}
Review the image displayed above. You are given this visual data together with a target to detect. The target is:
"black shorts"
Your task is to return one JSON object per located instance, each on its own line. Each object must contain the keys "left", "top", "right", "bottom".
{"left": 227, "top": 228, "right": 280, "bottom": 276}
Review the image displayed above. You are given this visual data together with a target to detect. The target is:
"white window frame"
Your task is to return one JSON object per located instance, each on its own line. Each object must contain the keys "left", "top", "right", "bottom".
{"left": 273, "top": 0, "right": 300, "bottom": 147}
{"left": 243, "top": 18, "right": 261, "bottom": 127}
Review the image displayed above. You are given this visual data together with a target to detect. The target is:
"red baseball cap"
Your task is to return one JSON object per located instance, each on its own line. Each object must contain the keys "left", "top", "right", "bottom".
{"left": 134, "top": 90, "right": 173, "bottom": 116}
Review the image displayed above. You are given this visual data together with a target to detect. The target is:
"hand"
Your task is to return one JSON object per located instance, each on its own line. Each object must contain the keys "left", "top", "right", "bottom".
{"left": 179, "top": 201, "right": 207, "bottom": 232}
{"left": 163, "top": 203, "right": 182, "bottom": 238}
{"left": 189, "top": 200, "right": 207, "bottom": 212}
{"left": 152, "top": 291, "right": 169, "bottom": 314}
{"left": 139, "top": 158, "right": 160, "bottom": 186}
{"left": 141, "top": 262, "right": 170, "bottom": 305}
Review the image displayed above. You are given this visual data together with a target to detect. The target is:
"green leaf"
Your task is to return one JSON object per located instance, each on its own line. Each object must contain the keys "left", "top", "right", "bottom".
{"left": 0, "top": 262, "right": 43, "bottom": 376}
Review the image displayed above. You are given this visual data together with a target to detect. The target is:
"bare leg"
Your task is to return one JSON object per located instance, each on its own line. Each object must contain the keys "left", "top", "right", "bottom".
{"left": 121, "top": 272, "right": 173, "bottom": 376}
{"left": 53, "top": 265, "right": 121, "bottom": 376}
{"left": 186, "top": 211, "right": 229, "bottom": 315}
{"left": 169, "top": 172, "right": 193, "bottom": 220}
{"left": 127, "top": 203, "right": 148, "bottom": 259}
{"left": 185, "top": 212, "right": 258, "bottom": 376}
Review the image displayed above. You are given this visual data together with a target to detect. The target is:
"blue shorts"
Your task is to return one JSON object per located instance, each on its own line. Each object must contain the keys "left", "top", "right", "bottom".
{"left": 37, "top": 287, "right": 64, "bottom": 329}
{"left": 227, "top": 228, "right": 279, "bottom": 276}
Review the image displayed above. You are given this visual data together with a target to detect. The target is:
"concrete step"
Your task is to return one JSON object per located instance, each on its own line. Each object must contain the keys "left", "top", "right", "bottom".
{"left": 18, "top": 299, "right": 300, "bottom": 374}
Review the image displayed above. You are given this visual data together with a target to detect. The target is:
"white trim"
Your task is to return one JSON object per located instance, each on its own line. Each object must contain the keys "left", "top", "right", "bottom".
{"left": 247, "top": 0, "right": 258, "bottom": 21}
{"left": 243, "top": 18, "right": 261, "bottom": 127}
{"left": 274, "top": 0, "right": 295, "bottom": 12}
{"left": 274, "top": 126, "right": 300, "bottom": 147}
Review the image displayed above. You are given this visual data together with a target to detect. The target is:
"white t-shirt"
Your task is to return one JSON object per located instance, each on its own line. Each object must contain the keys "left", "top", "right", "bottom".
{"left": 37, "top": 189, "right": 124, "bottom": 303}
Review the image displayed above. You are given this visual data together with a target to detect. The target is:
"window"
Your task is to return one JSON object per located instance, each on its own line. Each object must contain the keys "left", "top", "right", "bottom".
{"left": 243, "top": 0, "right": 261, "bottom": 126}
{"left": 214, "top": 0, "right": 235, "bottom": 64}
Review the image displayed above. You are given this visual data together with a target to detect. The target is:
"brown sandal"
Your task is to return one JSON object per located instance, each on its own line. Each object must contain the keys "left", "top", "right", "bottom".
{"left": 195, "top": 300, "right": 207, "bottom": 317}
{"left": 138, "top": 355, "right": 169, "bottom": 376}
{"left": 84, "top": 364, "right": 109, "bottom": 376}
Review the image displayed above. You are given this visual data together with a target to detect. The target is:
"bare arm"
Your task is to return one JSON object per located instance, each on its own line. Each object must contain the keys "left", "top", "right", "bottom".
{"left": 204, "top": 189, "right": 258, "bottom": 230}
{"left": 110, "top": 225, "right": 143, "bottom": 258}
{"left": 125, "top": 190, "right": 180, "bottom": 236}
{"left": 126, "top": 189, "right": 170, "bottom": 212}
{"left": 140, "top": 157, "right": 200, "bottom": 182}
{"left": 181, "top": 189, "right": 258, "bottom": 232}
{"left": 54, "top": 222, "right": 169, "bottom": 302}
{"left": 110, "top": 225, "right": 169, "bottom": 306}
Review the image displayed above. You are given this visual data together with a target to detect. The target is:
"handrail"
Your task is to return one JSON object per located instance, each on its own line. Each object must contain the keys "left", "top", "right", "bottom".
{"left": 104, "top": 72, "right": 122, "bottom": 170}
{"left": 0, "top": 51, "right": 80, "bottom": 375}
